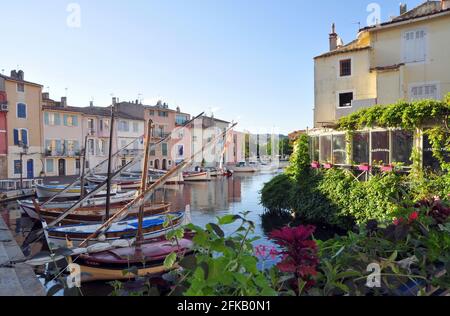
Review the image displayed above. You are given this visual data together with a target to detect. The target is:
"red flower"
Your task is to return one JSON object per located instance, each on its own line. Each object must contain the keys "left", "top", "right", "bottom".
{"left": 408, "top": 211, "right": 419, "bottom": 222}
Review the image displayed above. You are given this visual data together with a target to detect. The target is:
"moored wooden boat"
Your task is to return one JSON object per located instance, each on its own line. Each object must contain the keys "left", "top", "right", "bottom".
{"left": 44, "top": 211, "right": 185, "bottom": 249}
{"left": 76, "top": 237, "right": 194, "bottom": 282}
{"left": 183, "top": 171, "right": 211, "bottom": 182}
{"left": 35, "top": 183, "right": 118, "bottom": 199}
{"left": 86, "top": 174, "right": 142, "bottom": 190}
{"left": 18, "top": 191, "right": 137, "bottom": 220}
{"left": 19, "top": 200, "right": 170, "bottom": 224}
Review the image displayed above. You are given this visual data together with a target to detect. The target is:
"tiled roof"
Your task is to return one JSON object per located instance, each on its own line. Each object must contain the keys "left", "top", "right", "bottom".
{"left": 361, "top": 1, "right": 450, "bottom": 31}
{"left": 0, "top": 74, "right": 43, "bottom": 87}
{"left": 42, "top": 105, "right": 144, "bottom": 120}
{"left": 314, "top": 40, "right": 371, "bottom": 59}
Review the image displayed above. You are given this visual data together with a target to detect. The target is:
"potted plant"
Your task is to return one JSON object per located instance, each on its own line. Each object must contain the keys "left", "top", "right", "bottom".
{"left": 380, "top": 164, "right": 394, "bottom": 172}
{"left": 311, "top": 161, "right": 320, "bottom": 169}
{"left": 323, "top": 162, "right": 333, "bottom": 169}
{"left": 358, "top": 163, "right": 371, "bottom": 172}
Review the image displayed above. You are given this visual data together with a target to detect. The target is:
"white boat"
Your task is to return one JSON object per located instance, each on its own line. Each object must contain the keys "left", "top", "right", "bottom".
{"left": 259, "top": 162, "right": 279, "bottom": 173}
{"left": 204, "top": 167, "right": 221, "bottom": 177}
{"left": 229, "top": 161, "right": 258, "bottom": 173}
{"left": 18, "top": 190, "right": 137, "bottom": 220}
{"left": 123, "top": 169, "right": 185, "bottom": 184}
{"left": 86, "top": 174, "right": 142, "bottom": 190}
{"left": 35, "top": 183, "right": 118, "bottom": 199}
{"left": 44, "top": 211, "right": 185, "bottom": 249}
{"left": 183, "top": 171, "right": 212, "bottom": 182}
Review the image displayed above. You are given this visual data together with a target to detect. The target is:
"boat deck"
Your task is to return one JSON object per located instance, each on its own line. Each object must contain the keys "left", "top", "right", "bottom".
{"left": 0, "top": 216, "right": 46, "bottom": 296}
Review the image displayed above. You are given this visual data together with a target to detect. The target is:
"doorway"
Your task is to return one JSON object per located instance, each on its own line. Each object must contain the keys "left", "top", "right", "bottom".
{"left": 58, "top": 159, "right": 66, "bottom": 176}
{"left": 154, "top": 159, "right": 160, "bottom": 170}
{"left": 162, "top": 159, "right": 167, "bottom": 170}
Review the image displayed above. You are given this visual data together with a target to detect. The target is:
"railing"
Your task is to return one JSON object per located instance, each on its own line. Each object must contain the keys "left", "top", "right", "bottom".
{"left": 0, "top": 178, "right": 44, "bottom": 191}
{"left": 45, "top": 149, "right": 81, "bottom": 157}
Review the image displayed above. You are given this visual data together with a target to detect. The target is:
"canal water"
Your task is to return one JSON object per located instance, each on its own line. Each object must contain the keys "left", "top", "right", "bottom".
{"left": 0, "top": 171, "right": 281, "bottom": 295}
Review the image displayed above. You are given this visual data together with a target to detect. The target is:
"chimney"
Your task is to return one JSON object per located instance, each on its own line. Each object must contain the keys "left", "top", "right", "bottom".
{"left": 400, "top": 3, "right": 407, "bottom": 15}
{"left": 10, "top": 70, "right": 18, "bottom": 79}
{"left": 112, "top": 97, "right": 117, "bottom": 105}
{"left": 17, "top": 70, "right": 24, "bottom": 81}
{"left": 90, "top": 100, "right": 94, "bottom": 107}
{"left": 329, "top": 23, "right": 338, "bottom": 51}
{"left": 61, "top": 97, "right": 67, "bottom": 107}
{"left": 42, "top": 92, "right": 50, "bottom": 100}
{"left": 176, "top": 106, "right": 180, "bottom": 113}
{"left": 135, "top": 99, "right": 139, "bottom": 104}
{"left": 442, "top": 0, "right": 450, "bottom": 10}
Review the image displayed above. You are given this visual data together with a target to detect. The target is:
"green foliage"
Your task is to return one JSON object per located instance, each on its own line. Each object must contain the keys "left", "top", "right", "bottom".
{"left": 260, "top": 174, "right": 293, "bottom": 213}
{"left": 173, "top": 213, "right": 277, "bottom": 296}
{"left": 337, "top": 98, "right": 450, "bottom": 131}
{"left": 286, "top": 134, "right": 311, "bottom": 181}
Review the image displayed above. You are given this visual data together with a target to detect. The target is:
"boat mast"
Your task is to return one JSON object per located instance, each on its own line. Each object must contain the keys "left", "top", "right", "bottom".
{"left": 105, "top": 103, "right": 116, "bottom": 221}
{"left": 137, "top": 119, "right": 153, "bottom": 244}
{"left": 79, "top": 135, "right": 88, "bottom": 198}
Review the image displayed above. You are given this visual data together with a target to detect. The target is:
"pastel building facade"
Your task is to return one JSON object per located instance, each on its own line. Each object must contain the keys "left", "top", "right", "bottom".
{"left": 1, "top": 71, "right": 43, "bottom": 179}
{"left": 312, "top": 0, "right": 450, "bottom": 168}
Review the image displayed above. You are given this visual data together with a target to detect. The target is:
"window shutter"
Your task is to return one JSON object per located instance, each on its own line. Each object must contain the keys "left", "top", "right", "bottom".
{"left": 56, "top": 140, "right": 62, "bottom": 154}
{"left": 17, "top": 103, "right": 26, "bottom": 118}
{"left": 63, "top": 114, "right": 68, "bottom": 126}
{"left": 73, "top": 116, "right": 78, "bottom": 127}
{"left": 96, "top": 139, "right": 100, "bottom": 155}
{"left": 13, "top": 129, "right": 19, "bottom": 145}
{"left": 21, "top": 130, "right": 28, "bottom": 145}
{"left": 44, "top": 112, "right": 49, "bottom": 125}
{"left": 55, "top": 113, "right": 61, "bottom": 125}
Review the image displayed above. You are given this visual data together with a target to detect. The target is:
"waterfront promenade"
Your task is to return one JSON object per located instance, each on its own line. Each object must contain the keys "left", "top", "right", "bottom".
{"left": 0, "top": 216, "right": 45, "bottom": 296}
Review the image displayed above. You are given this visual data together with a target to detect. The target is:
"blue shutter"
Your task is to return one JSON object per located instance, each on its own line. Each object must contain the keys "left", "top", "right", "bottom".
{"left": 44, "top": 112, "right": 49, "bottom": 125}
{"left": 56, "top": 140, "right": 62, "bottom": 155}
{"left": 13, "top": 129, "right": 19, "bottom": 145}
{"left": 73, "top": 116, "right": 78, "bottom": 127}
{"left": 17, "top": 103, "right": 26, "bottom": 118}
{"left": 55, "top": 114, "right": 61, "bottom": 125}
{"left": 63, "top": 114, "right": 68, "bottom": 126}
{"left": 21, "top": 130, "right": 28, "bottom": 145}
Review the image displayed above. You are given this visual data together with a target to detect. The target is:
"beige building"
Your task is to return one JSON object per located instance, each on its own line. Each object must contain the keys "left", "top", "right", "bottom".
{"left": 314, "top": 0, "right": 450, "bottom": 128}
{"left": 0, "top": 71, "right": 43, "bottom": 179}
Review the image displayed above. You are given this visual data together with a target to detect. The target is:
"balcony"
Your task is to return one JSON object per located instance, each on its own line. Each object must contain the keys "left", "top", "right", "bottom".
{"left": 153, "top": 131, "right": 171, "bottom": 139}
{"left": 45, "top": 149, "right": 81, "bottom": 158}
{"left": 121, "top": 149, "right": 143, "bottom": 157}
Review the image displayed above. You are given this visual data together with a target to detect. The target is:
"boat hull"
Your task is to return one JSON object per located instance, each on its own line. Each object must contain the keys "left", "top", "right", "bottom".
{"left": 76, "top": 238, "right": 193, "bottom": 282}
{"left": 45, "top": 212, "right": 185, "bottom": 249}
{"left": 183, "top": 172, "right": 211, "bottom": 182}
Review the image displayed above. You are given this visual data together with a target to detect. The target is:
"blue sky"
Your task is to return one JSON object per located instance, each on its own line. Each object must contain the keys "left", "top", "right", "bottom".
{"left": 1, "top": 0, "right": 424, "bottom": 134}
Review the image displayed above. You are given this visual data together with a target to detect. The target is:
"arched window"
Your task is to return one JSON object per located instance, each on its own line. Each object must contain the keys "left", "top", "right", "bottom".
{"left": 17, "top": 103, "right": 27, "bottom": 119}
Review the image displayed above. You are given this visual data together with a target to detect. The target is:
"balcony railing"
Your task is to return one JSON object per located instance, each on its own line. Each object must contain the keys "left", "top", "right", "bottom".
{"left": 45, "top": 149, "right": 81, "bottom": 157}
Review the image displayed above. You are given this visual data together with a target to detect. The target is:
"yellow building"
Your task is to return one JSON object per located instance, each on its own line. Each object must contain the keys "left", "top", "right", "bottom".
{"left": 314, "top": 0, "right": 450, "bottom": 128}
{"left": 0, "top": 70, "right": 43, "bottom": 179}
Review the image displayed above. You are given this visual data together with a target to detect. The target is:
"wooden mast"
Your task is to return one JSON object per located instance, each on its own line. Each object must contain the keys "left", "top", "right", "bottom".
{"left": 137, "top": 119, "right": 153, "bottom": 244}
{"left": 105, "top": 103, "right": 116, "bottom": 221}
{"left": 79, "top": 135, "right": 88, "bottom": 199}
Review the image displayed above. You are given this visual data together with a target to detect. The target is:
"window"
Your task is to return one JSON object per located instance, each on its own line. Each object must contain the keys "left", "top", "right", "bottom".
{"left": 339, "top": 92, "right": 353, "bottom": 108}
{"left": 392, "top": 130, "right": 413, "bottom": 165}
{"left": 17, "top": 83, "right": 24, "bottom": 92}
{"left": 63, "top": 114, "right": 78, "bottom": 127}
{"left": 65, "top": 140, "right": 80, "bottom": 156}
{"left": 150, "top": 143, "right": 156, "bottom": 156}
{"left": 410, "top": 83, "right": 439, "bottom": 101}
{"left": 371, "top": 131, "right": 389, "bottom": 164}
{"left": 17, "top": 103, "right": 27, "bottom": 118}
{"left": 14, "top": 160, "right": 22, "bottom": 174}
{"left": 44, "top": 112, "right": 61, "bottom": 126}
{"left": 333, "top": 134, "right": 347, "bottom": 165}
{"left": 176, "top": 115, "right": 188, "bottom": 125}
{"left": 403, "top": 29, "right": 426, "bottom": 63}
{"left": 162, "top": 143, "right": 168, "bottom": 156}
{"left": 88, "top": 118, "right": 95, "bottom": 131}
{"left": 88, "top": 139, "right": 95, "bottom": 155}
{"left": 149, "top": 110, "right": 155, "bottom": 116}
{"left": 46, "top": 159, "right": 54, "bottom": 173}
{"left": 319, "top": 135, "right": 332, "bottom": 163}
{"left": 101, "top": 119, "right": 110, "bottom": 132}
{"left": 177, "top": 145, "right": 184, "bottom": 158}
{"left": 158, "top": 111, "right": 168, "bottom": 117}
{"left": 119, "top": 120, "right": 129, "bottom": 132}
{"left": 339, "top": 59, "right": 351, "bottom": 77}
{"left": 133, "top": 122, "right": 139, "bottom": 133}
{"left": 98, "top": 139, "right": 107, "bottom": 156}
{"left": 352, "top": 132, "right": 369, "bottom": 164}
{"left": 13, "top": 128, "right": 28, "bottom": 146}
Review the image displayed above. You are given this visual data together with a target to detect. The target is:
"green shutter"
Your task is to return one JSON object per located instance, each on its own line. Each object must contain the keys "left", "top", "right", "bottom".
{"left": 55, "top": 113, "right": 61, "bottom": 125}
{"left": 73, "top": 115, "right": 78, "bottom": 127}
{"left": 63, "top": 114, "right": 68, "bottom": 126}
{"left": 44, "top": 112, "right": 49, "bottom": 125}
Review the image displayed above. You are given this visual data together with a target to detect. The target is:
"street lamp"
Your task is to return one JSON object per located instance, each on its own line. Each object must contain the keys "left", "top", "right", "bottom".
{"left": 18, "top": 141, "right": 29, "bottom": 190}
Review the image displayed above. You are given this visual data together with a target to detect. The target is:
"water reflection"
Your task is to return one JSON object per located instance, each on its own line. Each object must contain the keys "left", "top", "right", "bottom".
{"left": 0, "top": 171, "right": 281, "bottom": 295}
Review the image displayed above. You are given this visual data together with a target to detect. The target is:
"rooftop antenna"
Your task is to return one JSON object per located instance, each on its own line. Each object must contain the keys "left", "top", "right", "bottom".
{"left": 65, "top": 87, "right": 68, "bottom": 97}
{"left": 138, "top": 93, "right": 143, "bottom": 104}
{"left": 354, "top": 21, "right": 361, "bottom": 30}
